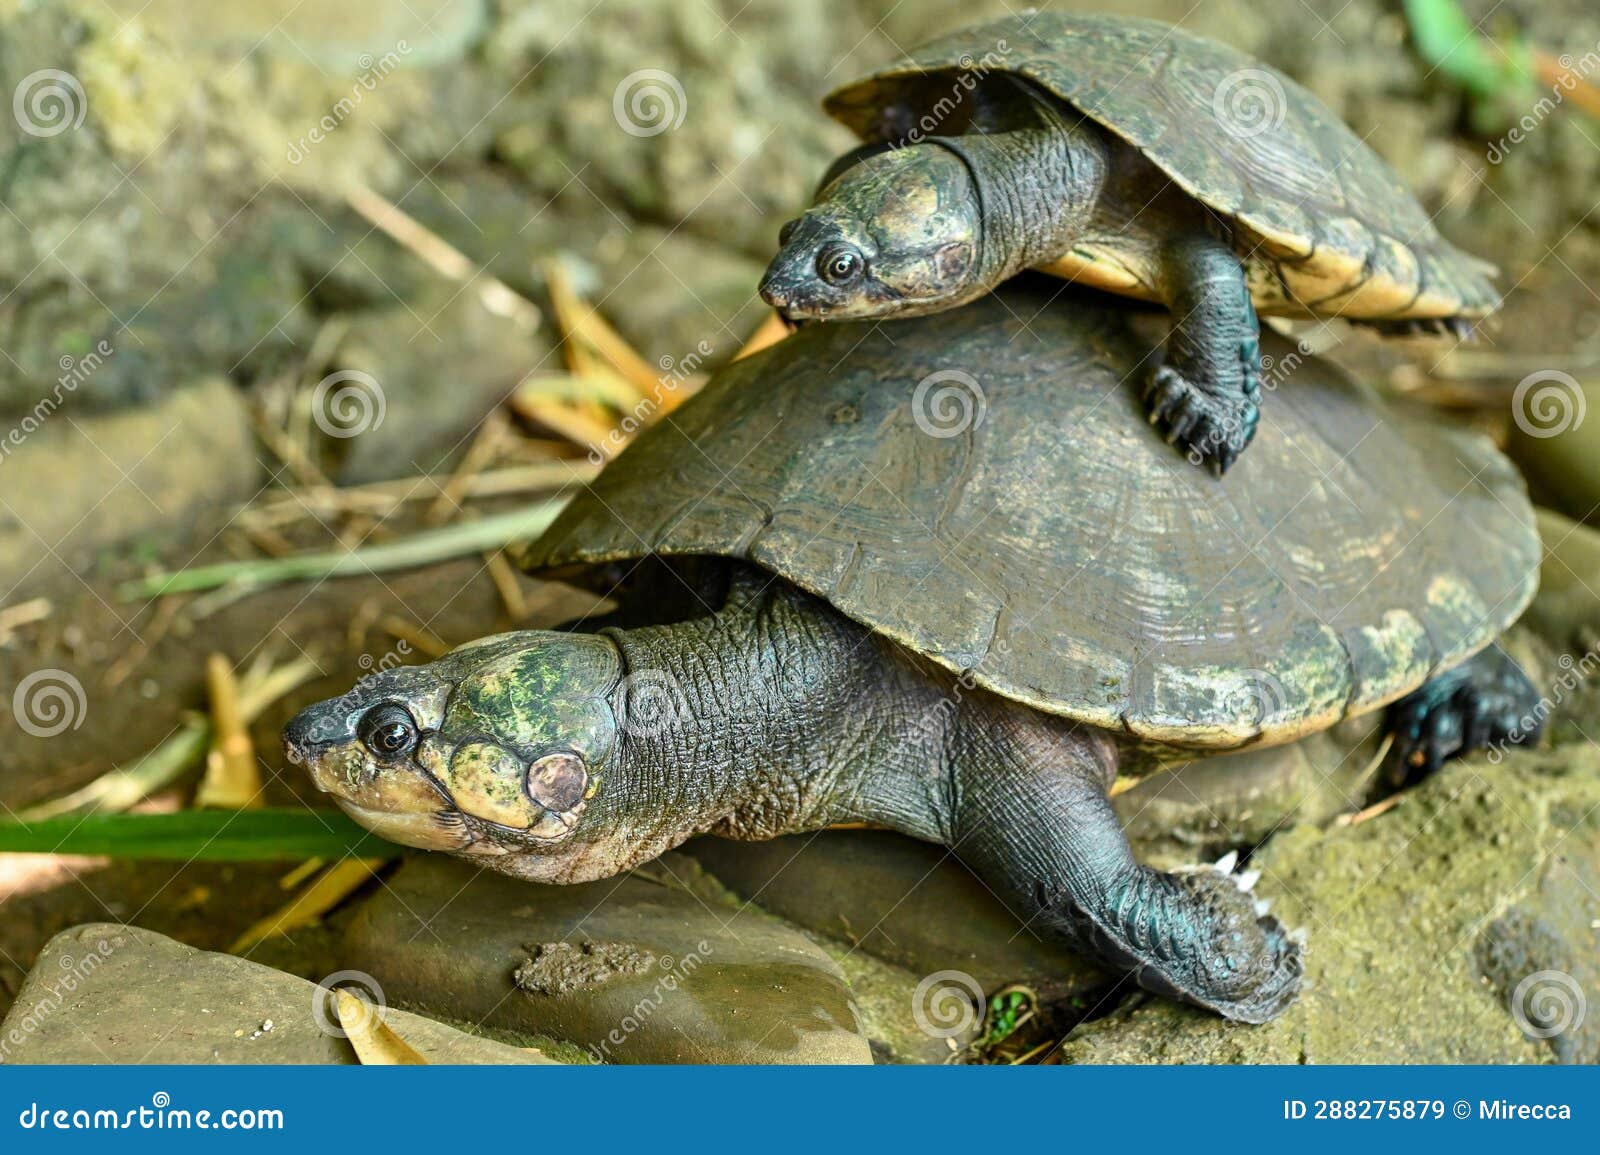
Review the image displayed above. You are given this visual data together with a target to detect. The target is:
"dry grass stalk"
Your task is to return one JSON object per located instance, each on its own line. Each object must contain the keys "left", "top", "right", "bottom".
{"left": 425, "top": 410, "right": 511, "bottom": 525}
{"left": 379, "top": 615, "right": 450, "bottom": 659}
{"left": 484, "top": 549, "right": 530, "bottom": 622}
{"left": 734, "top": 312, "right": 791, "bottom": 361}
{"left": 345, "top": 185, "right": 539, "bottom": 330}
{"left": 231, "top": 857, "right": 386, "bottom": 952}
{"left": 195, "top": 653, "right": 263, "bottom": 809}
{"left": 544, "top": 258, "right": 660, "bottom": 396}
{"left": 335, "top": 989, "right": 428, "bottom": 1065}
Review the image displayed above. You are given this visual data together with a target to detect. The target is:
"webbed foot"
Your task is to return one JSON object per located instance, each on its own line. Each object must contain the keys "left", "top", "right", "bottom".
{"left": 1143, "top": 363, "right": 1259, "bottom": 475}
{"left": 951, "top": 721, "right": 1302, "bottom": 1021}
{"left": 1387, "top": 646, "right": 1542, "bottom": 785}
{"left": 1039, "top": 850, "right": 1301, "bottom": 1023}
{"left": 1151, "top": 232, "right": 1263, "bottom": 475}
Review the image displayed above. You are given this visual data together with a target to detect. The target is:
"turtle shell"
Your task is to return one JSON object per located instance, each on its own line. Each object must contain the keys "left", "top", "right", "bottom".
{"left": 519, "top": 283, "right": 1537, "bottom": 749}
{"left": 823, "top": 13, "right": 1498, "bottom": 320}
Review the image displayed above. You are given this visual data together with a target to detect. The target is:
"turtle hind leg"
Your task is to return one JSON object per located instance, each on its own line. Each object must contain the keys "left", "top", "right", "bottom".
{"left": 1146, "top": 232, "right": 1262, "bottom": 475}
{"left": 1386, "top": 645, "right": 1543, "bottom": 786}
{"left": 946, "top": 721, "right": 1302, "bottom": 1022}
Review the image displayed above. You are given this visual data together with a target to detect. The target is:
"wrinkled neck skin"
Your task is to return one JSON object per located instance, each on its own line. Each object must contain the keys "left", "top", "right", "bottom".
{"left": 492, "top": 580, "right": 979, "bottom": 884}
{"left": 941, "top": 111, "right": 1110, "bottom": 289}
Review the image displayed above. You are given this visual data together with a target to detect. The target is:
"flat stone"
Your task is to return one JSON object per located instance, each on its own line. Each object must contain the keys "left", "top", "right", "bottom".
{"left": 0, "top": 923, "right": 556, "bottom": 1064}
{"left": 0, "top": 377, "right": 265, "bottom": 597}
{"left": 323, "top": 283, "right": 552, "bottom": 483}
{"left": 687, "top": 831, "right": 1108, "bottom": 1008}
{"left": 342, "top": 854, "right": 871, "bottom": 1064}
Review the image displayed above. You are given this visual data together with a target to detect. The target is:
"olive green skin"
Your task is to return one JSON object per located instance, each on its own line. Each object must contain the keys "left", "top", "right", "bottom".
{"left": 286, "top": 283, "right": 1539, "bottom": 1025}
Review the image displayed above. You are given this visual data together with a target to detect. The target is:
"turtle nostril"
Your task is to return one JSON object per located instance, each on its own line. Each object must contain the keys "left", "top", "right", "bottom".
{"left": 778, "top": 219, "right": 799, "bottom": 246}
{"left": 282, "top": 707, "right": 329, "bottom": 763}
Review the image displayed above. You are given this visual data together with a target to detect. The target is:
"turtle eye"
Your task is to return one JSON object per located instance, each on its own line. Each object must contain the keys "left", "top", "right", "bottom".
{"left": 358, "top": 703, "right": 418, "bottom": 758}
{"left": 817, "top": 244, "right": 864, "bottom": 285}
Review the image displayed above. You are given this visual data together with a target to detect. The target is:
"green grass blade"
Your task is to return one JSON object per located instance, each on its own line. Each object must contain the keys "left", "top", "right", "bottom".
{"left": 0, "top": 809, "right": 404, "bottom": 861}
{"left": 118, "top": 498, "right": 572, "bottom": 600}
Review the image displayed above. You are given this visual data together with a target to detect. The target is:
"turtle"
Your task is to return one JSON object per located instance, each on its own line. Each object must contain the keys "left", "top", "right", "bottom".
{"left": 758, "top": 12, "right": 1501, "bottom": 473}
{"left": 283, "top": 281, "right": 1541, "bottom": 1024}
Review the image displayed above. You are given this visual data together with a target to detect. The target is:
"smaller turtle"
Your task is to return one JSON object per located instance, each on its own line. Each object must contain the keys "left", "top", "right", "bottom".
{"left": 760, "top": 13, "right": 1499, "bottom": 472}
{"left": 285, "top": 285, "right": 1541, "bottom": 1023}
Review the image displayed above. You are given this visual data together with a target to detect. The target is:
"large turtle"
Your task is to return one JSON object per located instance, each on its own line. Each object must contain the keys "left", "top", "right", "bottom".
{"left": 284, "top": 282, "right": 1540, "bottom": 1024}
{"left": 759, "top": 13, "right": 1500, "bottom": 472}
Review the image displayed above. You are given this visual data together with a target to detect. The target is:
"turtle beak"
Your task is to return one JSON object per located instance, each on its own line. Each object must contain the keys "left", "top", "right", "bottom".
{"left": 757, "top": 268, "right": 791, "bottom": 312}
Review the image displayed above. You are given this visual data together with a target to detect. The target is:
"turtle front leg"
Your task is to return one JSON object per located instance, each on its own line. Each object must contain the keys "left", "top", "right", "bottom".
{"left": 1145, "top": 232, "right": 1262, "bottom": 474}
{"left": 948, "top": 724, "right": 1301, "bottom": 1022}
{"left": 1387, "top": 645, "right": 1543, "bottom": 785}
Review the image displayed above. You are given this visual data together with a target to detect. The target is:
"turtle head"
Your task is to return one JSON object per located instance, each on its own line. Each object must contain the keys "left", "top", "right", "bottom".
{"left": 760, "top": 142, "right": 983, "bottom": 322}
{"left": 283, "top": 632, "right": 622, "bottom": 873}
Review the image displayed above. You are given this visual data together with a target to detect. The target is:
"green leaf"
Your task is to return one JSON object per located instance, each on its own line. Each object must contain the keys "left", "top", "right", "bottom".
{"left": 0, "top": 809, "right": 404, "bottom": 861}
{"left": 118, "top": 499, "right": 571, "bottom": 600}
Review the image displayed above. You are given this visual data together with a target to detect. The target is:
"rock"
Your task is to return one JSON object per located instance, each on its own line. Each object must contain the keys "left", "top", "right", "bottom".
{"left": 0, "top": 923, "right": 558, "bottom": 1064}
{"left": 99, "top": 0, "right": 492, "bottom": 71}
{"left": 376, "top": 169, "right": 769, "bottom": 370}
{"left": 484, "top": 0, "right": 867, "bottom": 256}
{"left": 827, "top": 945, "right": 974, "bottom": 1065}
{"left": 1525, "top": 509, "right": 1600, "bottom": 654}
{"left": 342, "top": 854, "right": 871, "bottom": 1064}
{"left": 0, "top": 376, "right": 265, "bottom": 597}
{"left": 687, "top": 831, "right": 1108, "bottom": 1010}
{"left": 1476, "top": 847, "right": 1600, "bottom": 1065}
{"left": 1509, "top": 386, "right": 1600, "bottom": 526}
{"left": 1114, "top": 714, "right": 1386, "bottom": 868}
{"left": 318, "top": 282, "right": 551, "bottom": 484}
{"left": 1057, "top": 742, "right": 1600, "bottom": 1063}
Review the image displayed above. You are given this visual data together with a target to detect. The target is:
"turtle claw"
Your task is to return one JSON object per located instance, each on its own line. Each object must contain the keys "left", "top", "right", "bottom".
{"left": 1236, "top": 869, "right": 1262, "bottom": 893}
{"left": 1142, "top": 364, "right": 1257, "bottom": 474}
{"left": 1213, "top": 849, "right": 1239, "bottom": 875}
{"left": 1386, "top": 646, "right": 1542, "bottom": 786}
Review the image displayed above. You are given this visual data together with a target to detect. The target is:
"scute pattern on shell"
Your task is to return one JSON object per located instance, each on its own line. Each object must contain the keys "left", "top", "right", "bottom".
{"left": 822, "top": 13, "right": 1499, "bottom": 319}
{"left": 520, "top": 283, "right": 1538, "bottom": 749}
